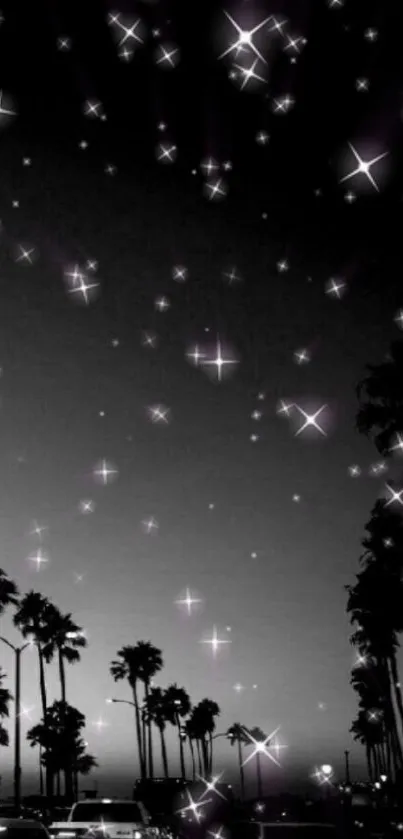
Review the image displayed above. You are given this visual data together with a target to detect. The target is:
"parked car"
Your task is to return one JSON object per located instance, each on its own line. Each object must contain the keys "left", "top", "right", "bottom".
{"left": 0, "top": 818, "right": 50, "bottom": 839}
{"left": 49, "top": 798, "right": 152, "bottom": 839}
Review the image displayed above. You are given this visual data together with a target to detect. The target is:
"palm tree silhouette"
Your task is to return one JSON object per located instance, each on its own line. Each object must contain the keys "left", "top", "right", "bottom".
{"left": 246, "top": 726, "right": 267, "bottom": 799}
{"left": 110, "top": 646, "right": 147, "bottom": 780}
{"left": 41, "top": 607, "right": 87, "bottom": 704}
{"left": 227, "top": 723, "right": 249, "bottom": 800}
{"left": 143, "top": 686, "right": 175, "bottom": 778}
{"left": 356, "top": 340, "right": 403, "bottom": 455}
{"left": 0, "top": 668, "right": 12, "bottom": 748}
{"left": 193, "top": 698, "right": 220, "bottom": 777}
{"left": 0, "top": 569, "right": 19, "bottom": 614}
{"left": 135, "top": 641, "right": 163, "bottom": 779}
{"left": 13, "top": 591, "right": 55, "bottom": 796}
{"left": 164, "top": 683, "right": 191, "bottom": 779}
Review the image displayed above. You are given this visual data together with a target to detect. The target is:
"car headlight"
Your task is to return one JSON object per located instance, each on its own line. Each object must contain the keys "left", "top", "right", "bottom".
{"left": 134, "top": 833, "right": 142, "bottom": 839}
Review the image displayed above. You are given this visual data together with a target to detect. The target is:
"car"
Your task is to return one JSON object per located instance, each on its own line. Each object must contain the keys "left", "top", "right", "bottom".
{"left": 49, "top": 799, "right": 153, "bottom": 839}
{"left": 0, "top": 818, "right": 51, "bottom": 839}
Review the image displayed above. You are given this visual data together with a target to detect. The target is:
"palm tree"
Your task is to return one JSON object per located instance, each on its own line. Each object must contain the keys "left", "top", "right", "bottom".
{"left": 13, "top": 592, "right": 54, "bottom": 797}
{"left": 135, "top": 641, "right": 163, "bottom": 779}
{"left": 0, "top": 668, "right": 12, "bottom": 748}
{"left": 164, "top": 684, "right": 191, "bottom": 780}
{"left": 72, "top": 740, "right": 98, "bottom": 799}
{"left": 41, "top": 607, "right": 87, "bottom": 704}
{"left": 0, "top": 570, "right": 19, "bottom": 614}
{"left": 227, "top": 723, "right": 249, "bottom": 800}
{"left": 110, "top": 646, "right": 147, "bottom": 780}
{"left": 193, "top": 698, "right": 220, "bottom": 777}
{"left": 27, "top": 701, "right": 88, "bottom": 803}
{"left": 247, "top": 726, "right": 267, "bottom": 799}
{"left": 143, "top": 687, "right": 174, "bottom": 778}
{"left": 356, "top": 340, "right": 403, "bottom": 456}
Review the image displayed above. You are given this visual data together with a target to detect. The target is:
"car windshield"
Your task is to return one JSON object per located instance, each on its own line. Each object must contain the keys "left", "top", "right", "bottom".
{"left": 70, "top": 804, "right": 143, "bottom": 824}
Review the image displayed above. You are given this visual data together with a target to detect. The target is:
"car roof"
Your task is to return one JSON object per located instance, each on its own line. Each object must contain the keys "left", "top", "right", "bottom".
{"left": 0, "top": 819, "right": 47, "bottom": 829}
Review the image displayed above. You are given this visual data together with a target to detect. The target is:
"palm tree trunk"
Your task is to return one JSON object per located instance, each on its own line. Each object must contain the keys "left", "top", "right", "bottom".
{"left": 208, "top": 733, "right": 213, "bottom": 777}
{"left": 201, "top": 737, "right": 209, "bottom": 777}
{"left": 130, "top": 681, "right": 146, "bottom": 780}
{"left": 256, "top": 753, "right": 263, "bottom": 799}
{"left": 237, "top": 739, "right": 245, "bottom": 800}
{"left": 37, "top": 646, "right": 52, "bottom": 799}
{"left": 56, "top": 770, "right": 61, "bottom": 797}
{"left": 366, "top": 744, "right": 373, "bottom": 783}
{"left": 196, "top": 739, "right": 203, "bottom": 775}
{"left": 159, "top": 727, "right": 169, "bottom": 779}
{"left": 58, "top": 650, "right": 67, "bottom": 704}
{"left": 189, "top": 739, "right": 196, "bottom": 781}
{"left": 176, "top": 713, "right": 186, "bottom": 779}
{"left": 145, "top": 683, "right": 154, "bottom": 780}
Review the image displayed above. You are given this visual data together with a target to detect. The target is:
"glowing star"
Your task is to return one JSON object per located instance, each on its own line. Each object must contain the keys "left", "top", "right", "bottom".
{"left": 223, "top": 267, "right": 241, "bottom": 285}
{"left": 277, "top": 259, "right": 289, "bottom": 272}
{"left": 344, "top": 191, "right": 356, "bottom": 203}
{"left": 364, "top": 27, "right": 377, "bottom": 41}
{"left": 142, "top": 517, "right": 159, "bottom": 534}
{"left": 83, "top": 99, "right": 103, "bottom": 119}
{"left": 0, "top": 90, "right": 16, "bottom": 124}
{"left": 251, "top": 552, "right": 257, "bottom": 558}
{"left": 176, "top": 588, "right": 202, "bottom": 615}
{"left": 219, "top": 11, "right": 272, "bottom": 64}
{"left": 242, "top": 725, "right": 284, "bottom": 768}
{"left": 385, "top": 484, "right": 403, "bottom": 507}
{"left": 294, "top": 405, "right": 327, "bottom": 437}
{"left": 142, "top": 331, "right": 158, "bottom": 348}
{"left": 92, "top": 717, "right": 109, "bottom": 731}
{"left": 148, "top": 404, "right": 170, "bottom": 424}
{"left": 251, "top": 411, "right": 262, "bottom": 420}
{"left": 318, "top": 702, "right": 327, "bottom": 711}
{"left": 86, "top": 259, "right": 98, "bottom": 273}
{"left": 57, "top": 36, "right": 71, "bottom": 50}
{"left": 294, "top": 348, "right": 310, "bottom": 364}
{"left": 16, "top": 245, "right": 36, "bottom": 264}
{"left": 340, "top": 143, "right": 388, "bottom": 192}
{"left": 325, "top": 278, "right": 346, "bottom": 298}
{"left": 93, "top": 460, "right": 118, "bottom": 485}
{"left": 222, "top": 160, "right": 232, "bottom": 171}
{"left": 268, "top": 17, "right": 287, "bottom": 35}
{"left": 105, "top": 164, "right": 117, "bottom": 175}
{"left": 356, "top": 78, "right": 369, "bottom": 92}
{"left": 18, "top": 704, "right": 35, "bottom": 721}
{"left": 30, "top": 521, "right": 47, "bottom": 539}
{"left": 64, "top": 265, "right": 99, "bottom": 305}
{"left": 201, "top": 156, "right": 218, "bottom": 177}
{"left": 208, "top": 828, "right": 227, "bottom": 839}
{"left": 233, "top": 683, "right": 244, "bottom": 692}
{"left": 369, "top": 461, "right": 387, "bottom": 476}
{"left": 250, "top": 434, "right": 259, "bottom": 442}
{"left": 79, "top": 500, "right": 95, "bottom": 514}
{"left": 204, "top": 178, "right": 227, "bottom": 201}
{"left": 154, "top": 296, "right": 170, "bottom": 312}
{"left": 22, "top": 157, "right": 31, "bottom": 166}
{"left": 201, "top": 626, "right": 231, "bottom": 655}
{"left": 394, "top": 310, "right": 403, "bottom": 330}
{"left": 233, "top": 58, "right": 267, "bottom": 91}
{"left": 292, "top": 494, "right": 301, "bottom": 503}
{"left": 28, "top": 549, "right": 49, "bottom": 571}
{"left": 156, "top": 143, "right": 177, "bottom": 163}
{"left": 172, "top": 265, "right": 187, "bottom": 282}
{"left": 272, "top": 95, "right": 294, "bottom": 114}
{"left": 156, "top": 43, "right": 180, "bottom": 68}
{"left": 186, "top": 345, "right": 206, "bottom": 366}
{"left": 202, "top": 338, "right": 238, "bottom": 382}
{"left": 256, "top": 130, "right": 270, "bottom": 145}
{"left": 74, "top": 572, "right": 84, "bottom": 583}
{"left": 277, "top": 400, "right": 294, "bottom": 416}
{"left": 284, "top": 34, "right": 304, "bottom": 54}
{"left": 108, "top": 12, "right": 144, "bottom": 47}
{"left": 348, "top": 465, "right": 361, "bottom": 477}
{"left": 390, "top": 433, "right": 403, "bottom": 455}
{"left": 198, "top": 774, "right": 227, "bottom": 801}
{"left": 177, "top": 789, "right": 211, "bottom": 823}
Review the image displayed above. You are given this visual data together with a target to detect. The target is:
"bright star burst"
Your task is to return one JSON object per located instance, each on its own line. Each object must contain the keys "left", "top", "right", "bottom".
{"left": 384, "top": 484, "right": 403, "bottom": 507}
{"left": 148, "top": 404, "right": 170, "bottom": 423}
{"left": 340, "top": 143, "right": 388, "bottom": 192}
{"left": 201, "top": 626, "right": 231, "bottom": 656}
{"left": 219, "top": 11, "right": 273, "bottom": 64}
{"left": 93, "top": 460, "right": 119, "bottom": 485}
{"left": 176, "top": 588, "right": 203, "bottom": 615}
{"left": 201, "top": 338, "right": 238, "bottom": 382}
{"left": 177, "top": 788, "right": 211, "bottom": 823}
{"left": 233, "top": 58, "right": 267, "bottom": 91}
{"left": 64, "top": 264, "right": 99, "bottom": 305}
{"left": 198, "top": 774, "right": 227, "bottom": 801}
{"left": 294, "top": 405, "right": 327, "bottom": 437}
{"left": 28, "top": 549, "right": 49, "bottom": 571}
{"left": 241, "top": 725, "right": 285, "bottom": 768}
{"left": 187, "top": 345, "right": 206, "bottom": 367}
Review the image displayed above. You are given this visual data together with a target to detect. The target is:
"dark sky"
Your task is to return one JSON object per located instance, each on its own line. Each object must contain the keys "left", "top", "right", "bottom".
{"left": 0, "top": 0, "right": 402, "bottom": 800}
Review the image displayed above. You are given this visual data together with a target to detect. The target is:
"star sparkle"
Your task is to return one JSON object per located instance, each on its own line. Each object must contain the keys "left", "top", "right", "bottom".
{"left": 142, "top": 517, "right": 159, "bottom": 534}
{"left": 15, "top": 245, "right": 36, "bottom": 264}
{"left": 156, "top": 43, "right": 180, "bottom": 68}
{"left": 28, "top": 549, "right": 49, "bottom": 571}
{"left": 93, "top": 460, "right": 118, "bottom": 485}
{"left": 177, "top": 789, "right": 211, "bottom": 823}
{"left": 219, "top": 11, "right": 273, "bottom": 64}
{"left": 201, "top": 626, "right": 231, "bottom": 655}
{"left": 148, "top": 404, "right": 170, "bottom": 423}
{"left": 384, "top": 484, "right": 403, "bottom": 507}
{"left": 325, "top": 278, "right": 346, "bottom": 299}
{"left": 204, "top": 178, "right": 228, "bottom": 201}
{"left": 233, "top": 58, "right": 267, "bottom": 91}
{"left": 154, "top": 296, "right": 170, "bottom": 312}
{"left": 156, "top": 143, "right": 177, "bottom": 164}
{"left": 79, "top": 500, "right": 96, "bottom": 514}
{"left": 172, "top": 264, "right": 187, "bottom": 282}
{"left": 201, "top": 338, "right": 238, "bottom": 382}
{"left": 64, "top": 264, "right": 99, "bottom": 305}
{"left": 198, "top": 773, "right": 227, "bottom": 801}
{"left": 242, "top": 725, "right": 285, "bottom": 768}
{"left": 340, "top": 143, "right": 388, "bottom": 192}
{"left": 176, "top": 588, "right": 202, "bottom": 615}
{"left": 294, "top": 405, "right": 327, "bottom": 437}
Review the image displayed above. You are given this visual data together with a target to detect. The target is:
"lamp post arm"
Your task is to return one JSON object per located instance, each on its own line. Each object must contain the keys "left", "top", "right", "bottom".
{"left": 0, "top": 636, "right": 16, "bottom": 653}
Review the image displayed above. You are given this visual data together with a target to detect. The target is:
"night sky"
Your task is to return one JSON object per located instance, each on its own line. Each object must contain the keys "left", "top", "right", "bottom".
{"left": 0, "top": 0, "right": 402, "bottom": 800}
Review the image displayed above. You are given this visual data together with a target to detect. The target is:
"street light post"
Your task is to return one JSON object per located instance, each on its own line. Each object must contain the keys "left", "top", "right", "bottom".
{"left": 0, "top": 637, "right": 30, "bottom": 814}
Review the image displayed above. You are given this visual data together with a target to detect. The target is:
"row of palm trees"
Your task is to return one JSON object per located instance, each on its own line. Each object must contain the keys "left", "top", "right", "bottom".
{"left": 0, "top": 580, "right": 266, "bottom": 802}
{"left": 347, "top": 340, "right": 403, "bottom": 791}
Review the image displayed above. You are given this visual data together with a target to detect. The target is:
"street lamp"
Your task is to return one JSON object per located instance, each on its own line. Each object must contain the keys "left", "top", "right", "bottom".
{"left": 106, "top": 697, "right": 135, "bottom": 707}
{"left": 0, "top": 637, "right": 30, "bottom": 813}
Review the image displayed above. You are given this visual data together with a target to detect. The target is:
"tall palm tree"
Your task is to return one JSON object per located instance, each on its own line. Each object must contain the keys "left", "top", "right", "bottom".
{"left": 143, "top": 687, "right": 174, "bottom": 779}
{"left": 0, "top": 668, "right": 12, "bottom": 748}
{"left": 135, "top": 641, "right": 163, "bottom": 779}
{"left": 0, "top": 570, "right": 19, "bottom": 614}
{"left": 184, "top": 718, "right": 198, "bottom": 781}
{"left": 13, "top": 591, "right": 54, "bottom": 797}
{"left": 42, "top": 607, "right": 87, "bottom": 704}
{"left": 193, "top": 698, "right": 220, "bottom": 777}
{"left": 247, "top": 726, "right": 267, "bottom": 799}
{"left": 110, "top": 646, "right": 146, "bottom": 780}
{"left": 356, "top": 340, "right": 403, "bottom": 456}
{"left": 227, "top": 723, "right": 249, "bottom": 800}
{"left": 27, "top": 700, "right": 88, "bottom": 803}
{"left": 164, "top": 684, "right": 191, "bottom": 780}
